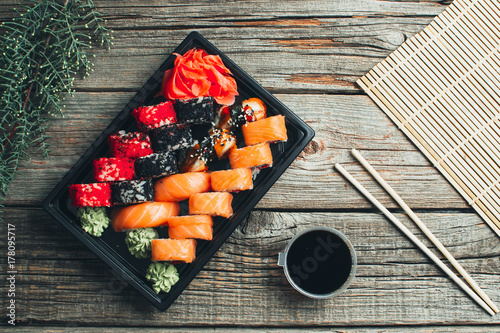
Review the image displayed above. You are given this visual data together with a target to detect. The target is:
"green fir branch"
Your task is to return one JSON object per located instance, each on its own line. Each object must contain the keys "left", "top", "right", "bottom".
{"left": 0, "top": 0, "right": 113, "bottom": 199}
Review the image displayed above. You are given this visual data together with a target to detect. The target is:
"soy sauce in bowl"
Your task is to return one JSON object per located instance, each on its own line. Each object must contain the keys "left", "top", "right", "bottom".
{"left": 278, "top": 227, "right": 356, "bottom": 299}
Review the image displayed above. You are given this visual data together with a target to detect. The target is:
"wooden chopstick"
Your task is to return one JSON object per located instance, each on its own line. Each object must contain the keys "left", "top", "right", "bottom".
{"left": 334, "top": 161, "right": 497, "bottom": 316}
{"left": 350, "top": 148, "right": 499, "bottom": 314}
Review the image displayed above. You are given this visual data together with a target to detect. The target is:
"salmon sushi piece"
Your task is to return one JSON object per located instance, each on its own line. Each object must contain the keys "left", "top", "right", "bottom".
{"left": 211, "top": 168, "right": 253, "bottom": 192}
{"left": 166, "top": 215, "right": 213, "bottom": 227}
{"left": 189, "top": 192, "right": 233, "bottom": 218}
{"left": 151, "top": 238, "right": 197, "bottom": 263}
{"left": 168, "top": 223, "right": 213, "bottom": 241}
{"left": 154, "top": 172, "right": 211, "bottom": 202}
{"left": 229, "top": 143, "right": 273, "bottom": 169}
{"left": 242, "top": 115, "right": 287, "bottom": 146}
{"left": 165, "top": 215, "right": 214, "bottom": 240}
{"left": 111, "top": 202, "right": 180, "bottom": 232}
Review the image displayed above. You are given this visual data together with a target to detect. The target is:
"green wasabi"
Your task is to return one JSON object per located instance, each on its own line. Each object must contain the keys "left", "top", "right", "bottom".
{"left": 146, "top": 262, "right": 179, "bottom": 294}
{"left": 125, "top": 228, "right": 159, "bottom": 258}
{"left": 77, "top": 207, "right": 110, "bottom": 237}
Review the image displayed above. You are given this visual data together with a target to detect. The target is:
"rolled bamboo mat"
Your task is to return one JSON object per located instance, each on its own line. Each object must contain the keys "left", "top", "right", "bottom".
{"left": 357, "top": 0, "right": 500, "bottom": 238}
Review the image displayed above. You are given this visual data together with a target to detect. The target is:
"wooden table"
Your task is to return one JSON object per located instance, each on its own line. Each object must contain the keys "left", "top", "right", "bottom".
{"left": 2, "top": 0, "right": 500, "bottom": 331}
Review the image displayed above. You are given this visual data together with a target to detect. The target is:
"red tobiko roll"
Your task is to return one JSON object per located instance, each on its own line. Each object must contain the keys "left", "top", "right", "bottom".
{"left": 162, "top": 48, "right": 238, "bottom": 106}
{"left": 108, "top": 130, "right": 153, "bottom": 159}
{"left": 93, "top": 157, "right": 135, "bottom": 182}
{"left": 69, "top": 183, "right": 112, "bottom": 207}
{"left": 132, "top": 101, "right": 177, "bottom": 132}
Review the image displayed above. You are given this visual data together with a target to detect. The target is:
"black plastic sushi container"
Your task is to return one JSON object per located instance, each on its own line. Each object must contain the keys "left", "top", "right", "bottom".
{"left": 43, "top": 31, "right": 315, "bottom": 312}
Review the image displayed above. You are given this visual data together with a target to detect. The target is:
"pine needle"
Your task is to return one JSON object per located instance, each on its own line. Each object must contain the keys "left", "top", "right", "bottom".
{"left": 0, "top": 0, "right": 112, "bottom": 203}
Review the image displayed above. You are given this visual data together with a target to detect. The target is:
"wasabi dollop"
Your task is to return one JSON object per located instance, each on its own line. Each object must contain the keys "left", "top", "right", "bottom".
{"left": 146, "top": 262, "right": 179, "bottom": 294}
{"left": 125, "top": 228, "right": 158, "bottom": 258}
{"left": 77, "top": 207, "right": 110, "bottom": 237}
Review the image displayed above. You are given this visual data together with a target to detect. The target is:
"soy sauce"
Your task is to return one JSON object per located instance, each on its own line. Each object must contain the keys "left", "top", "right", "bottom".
{"left": 286, "top": 230, "right": 352, "bottom": 295}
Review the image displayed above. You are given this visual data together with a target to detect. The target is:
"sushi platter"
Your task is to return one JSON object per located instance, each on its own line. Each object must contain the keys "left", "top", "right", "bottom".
{"left": 43, "top": 31, "right": 314, "bottom": 311}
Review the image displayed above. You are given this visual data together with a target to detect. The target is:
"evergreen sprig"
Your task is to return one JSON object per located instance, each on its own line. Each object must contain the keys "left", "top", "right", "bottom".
{"left": 0, "top": 0, "right": 112, "bottom": 198}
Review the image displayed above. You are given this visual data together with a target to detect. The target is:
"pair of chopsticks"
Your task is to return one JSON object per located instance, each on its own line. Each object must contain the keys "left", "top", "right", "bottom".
{"left": 335, "top": 149, "right": 498, "bottom": 316}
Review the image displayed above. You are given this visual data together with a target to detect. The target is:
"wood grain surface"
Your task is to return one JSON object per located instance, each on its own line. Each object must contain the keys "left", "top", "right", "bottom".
{"left": 1, "top": 0, "right": 499, "bottom": 331}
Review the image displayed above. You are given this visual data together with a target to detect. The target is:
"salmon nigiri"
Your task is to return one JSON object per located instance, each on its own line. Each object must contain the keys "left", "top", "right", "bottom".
{"left": 111, "top": 202, "right": 180, "bottom": 232}
{"left": 151, "top": 238, "right": 197, "bottom": 263}
{"left": 211, "top": 168, "right": 253, "bottom": 192}
{"left": 242, "top": 115, "right": 287, "bottom": 146}
{"left": 229, "top": 142, "right": 273, "bottom": 169}
{"left": 154, "top": 172, "right": 211, "bottom": 202}
{"left": 189, "top": 192, "right": 233, "bottom": 218}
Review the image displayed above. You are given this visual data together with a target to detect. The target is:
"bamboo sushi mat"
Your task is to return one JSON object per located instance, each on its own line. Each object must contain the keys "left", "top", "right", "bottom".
{"left": 357, "top": 0, "right": 500, "bottom": 237}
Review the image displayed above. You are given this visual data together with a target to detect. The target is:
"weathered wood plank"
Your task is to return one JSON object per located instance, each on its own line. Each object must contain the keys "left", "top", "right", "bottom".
{"left": 2, "top": 208, "right": 499, "bottom": 326}
{"left": 3, "top": 93, "right": 470, "bottom": 210}
{"left": 3, "top": 326, "right": 500, "bottom": 333}
{"left": 0, "top": 1, "right": 446, "bottom": 93}
{"left": 72, "top": 22, "right": 426, "bottom": 93}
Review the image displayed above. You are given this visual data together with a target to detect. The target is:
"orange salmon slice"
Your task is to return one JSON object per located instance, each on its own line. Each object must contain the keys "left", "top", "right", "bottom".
{"left": 211, "top": 168, "right": 253, "bottom": 192}
{"left": 111, "top": 202, "right": 180, "bottom": 232}
{"left": 229, "top": 143, "right": 273, "bottom": 169}
{"left": 154, "top": 172, "right": 211, "bottom": 202}
{"left": 166, "top": 215, "right": 213, "bottom": 227}
{"left": 242, "top": 115, "right": 287, "bottom": 146}
{"left": 168, "top": 223, "right": 213, "bottom": 241}
{"left": 151, "top": 238, "right": 196, "bottom": 263}
{"left": 189, "top": 192, "right": 233, "bottom": 218}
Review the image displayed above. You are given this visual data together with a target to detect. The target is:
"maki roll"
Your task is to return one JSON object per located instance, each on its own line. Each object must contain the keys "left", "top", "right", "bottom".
{"left": 111, "top": 179, "right": 154, "bottom": 205}
{"left": 167, "top": 216, "right": 213, "bottom": 241}
{"left": 179, "top": 139, "right": 214, "bottom": 173}
{"left": 210, "top": 168, "right": 253, "bottom": 192}
{"left": 111, "top": 202, "right": 180, "bottom": 232}
{"left": 69, "top": 183, "right": 112, "bottom": 207}
{"left": 174, "top": 97, "right": 215, "bottom": 124}
{"left": 189, "top": 192, "right": 233, "bottom": 218}
{"left": 242, "top": 115, "right": 287, "bottom": 146}
{"left": 135, "top": 152, "right": 178, "bottom": 179}
{"left": 149, "top": 123, "right": 194, "bottom": 152}
{"left": 108, "top": 130, "right": 153, "bottom": 159}
{"left": 209, "top": 128, "right": 236, "bottom": 159}
{"left": 215, "top": 97, "right": 267, "bottom": 130}
{"left": 166, "top": 215, "right": 214, "bottom": 241}
{"left": 228, "top": 143, "right": 273, "bottom": 169}
{"left": 154, "top": 172, "right": 211, "bottom": 202}
{"left": 151, "top": 238, "right": 197, "bottom": 263}
{"left": 132, "top": 101, "right": 177, "bottom": 132}
{"left": 93, "top": 157, "right": 135, "bottom": 182}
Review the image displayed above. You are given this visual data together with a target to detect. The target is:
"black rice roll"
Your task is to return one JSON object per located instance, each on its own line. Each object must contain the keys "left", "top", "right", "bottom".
{"left": 174, "top": 97, "right": 215, "bottom": 124}
{"left": 111, "top": 179, "right": 154, "bottom": 205}
{"left": 135, "top": 152, "right": 178, "bottom": 178}
{"left": 149, "top": 123, "right": 194, "bottom": 152}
